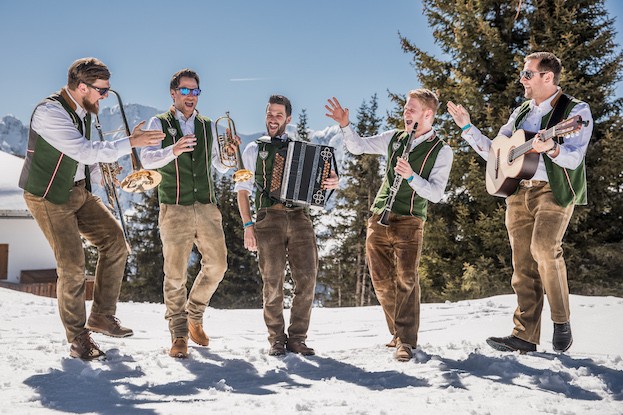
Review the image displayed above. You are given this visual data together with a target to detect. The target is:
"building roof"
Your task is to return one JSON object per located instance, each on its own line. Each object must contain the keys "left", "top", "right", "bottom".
{"left": 0, "top": 151, "right": 30, "bottom": 217}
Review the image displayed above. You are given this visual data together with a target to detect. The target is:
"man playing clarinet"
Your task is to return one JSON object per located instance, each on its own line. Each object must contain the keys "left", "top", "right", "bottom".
{"left": 326, "top": 89, "right": 453, "bottom": 361}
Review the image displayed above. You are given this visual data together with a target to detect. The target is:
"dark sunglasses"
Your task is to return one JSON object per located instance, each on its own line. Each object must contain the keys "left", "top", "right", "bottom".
{"left": 83, "top": 82, "right": 110, "bottom": 96}
{"left": 519, "top": 70, "right": 548, "bottom": 80}
{"left": 176, "top": 87, "right": 201, "bottom": 96}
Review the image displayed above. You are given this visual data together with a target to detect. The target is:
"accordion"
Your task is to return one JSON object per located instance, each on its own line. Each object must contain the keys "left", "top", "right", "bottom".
{"left": 269, "top": 141, "right": 337, "bottom": 208}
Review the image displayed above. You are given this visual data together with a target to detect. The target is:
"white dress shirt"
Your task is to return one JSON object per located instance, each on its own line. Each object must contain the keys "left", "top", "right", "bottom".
{"left": 340, "top": 125, "right": 453, "bottom": 203}
{"left": 140, "top": 109, "right": 228, "bottom": 174}
{"left": 30, "top": 87, "right": 132, "bottom": 182}
{"left": 461, "top": 88, "right": 593, "bottom": 182}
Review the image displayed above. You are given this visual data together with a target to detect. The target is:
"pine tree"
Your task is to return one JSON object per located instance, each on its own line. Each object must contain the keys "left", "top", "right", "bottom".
{"left": 391, "top": 0, "right": 623, "bottom": 299}
{"left": 122, "top": 189, "right": 164, "bottom": 302}
{"left": 297, "top": 108, "right": 310, "bottom": 142}
{"left": 318, "top": 94, "right": 384, "bottom": 306}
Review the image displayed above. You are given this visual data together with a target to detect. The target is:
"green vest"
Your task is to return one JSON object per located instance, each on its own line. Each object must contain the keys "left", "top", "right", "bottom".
{"left": 513, "top": 94, "right": 587, "bottom": 206}
{"left": 156, "top": 112, "right": 217, "bottom": 205}
{"left": 371, "top": 130, "right": 445, "bottom": 220}
{"left": 19, "top": 91, "right": 92, "bottom": 204}
{"left": 254, "top": 137, "right": 291, "bottom": 209}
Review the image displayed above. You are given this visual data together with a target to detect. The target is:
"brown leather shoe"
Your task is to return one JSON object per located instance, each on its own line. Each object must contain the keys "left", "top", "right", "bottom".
{"left": 268, "top": 340, "right": 286, "bottom": 357}
{"left": 286, "top": 341, "right": 315, "bottom": 356}
{"left": 86, "top": 313, "right": 133, "bottom": 338}
{"left": 395, "top": 343, "right": 413, "bottom": 362}
{"left": 188, "top": 320, "right": 209, "bottom": 346}
{"left": 70, "top": 331, "right": 106, "bottom": 360}
{"left": 169, "top": 337, "right": 188, "bottom": 358}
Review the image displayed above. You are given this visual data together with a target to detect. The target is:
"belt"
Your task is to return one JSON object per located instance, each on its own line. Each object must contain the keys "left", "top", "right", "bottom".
{"left": 74, "top": 179, "right": 86, "bottom": 187}
{"left": 519, "top": 179, "right": 547, "bottom": 188}
{"left": 266, "top": 203, "right": 303, "bottom": 211}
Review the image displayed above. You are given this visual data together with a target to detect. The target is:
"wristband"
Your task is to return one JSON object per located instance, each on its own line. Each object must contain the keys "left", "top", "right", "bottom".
{"left": 461, "top": 123, "right": 472, "bottom": 132}
{"left": 547, "top": 141, "right": 558, "bottom": 156}
{"left": 243, "top": 221, "right": 254, "bottom": 229}
{"left": 406, "top": 174, "right": 415, "bottom": 183}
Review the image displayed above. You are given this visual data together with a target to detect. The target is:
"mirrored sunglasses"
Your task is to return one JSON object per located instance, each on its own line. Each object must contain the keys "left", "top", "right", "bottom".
{"left": 177, "top": 87, "right": 201, "bottom": 96}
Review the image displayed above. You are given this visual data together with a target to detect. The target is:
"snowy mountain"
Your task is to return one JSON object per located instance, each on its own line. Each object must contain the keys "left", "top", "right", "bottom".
{"left": 0, "top": 114, "right": 28, "bottom": 156}
{"left": 1, "top": 288, "right": 621, "bottom": 414}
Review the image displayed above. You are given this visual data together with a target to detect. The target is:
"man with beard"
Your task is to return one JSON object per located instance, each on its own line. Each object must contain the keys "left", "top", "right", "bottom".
{"left": 325, "top": 89, "right": 453, "bottom": 361}
{"left": 141, "top": 69, "right": 236, "bottom": 358}
{"left": 447, "top": 52, "right": 593, "bottom": 353}
{"left": 235, "top": 95, "right": 338, "bottom": 357}
{"left": 19, "top": 57, "right": 165, "bottom": 360}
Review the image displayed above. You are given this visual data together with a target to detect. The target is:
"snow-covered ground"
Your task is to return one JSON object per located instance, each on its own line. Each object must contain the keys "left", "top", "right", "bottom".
{"left": 0, "top": 288, "right": 621, "bottom": 414}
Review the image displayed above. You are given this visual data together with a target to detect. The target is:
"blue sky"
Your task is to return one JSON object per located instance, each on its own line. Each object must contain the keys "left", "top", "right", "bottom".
{"left": 1, "top": 0, "right": 621, "bottom": 134}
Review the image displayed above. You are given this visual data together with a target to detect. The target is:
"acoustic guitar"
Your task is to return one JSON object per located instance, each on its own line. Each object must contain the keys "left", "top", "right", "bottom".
{"left": 485, "top": 115, "right": 586, "bottom": 197}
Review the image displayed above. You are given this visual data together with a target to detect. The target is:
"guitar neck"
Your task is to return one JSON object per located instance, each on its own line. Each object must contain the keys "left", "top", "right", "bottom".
{"left": 511, "top": 124, "right": 557, "bottom": 161}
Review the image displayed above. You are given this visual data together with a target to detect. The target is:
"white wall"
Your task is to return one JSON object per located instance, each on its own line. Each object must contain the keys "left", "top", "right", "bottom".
{"left": 0, "top": 218, "right": 55, "bottom": 283}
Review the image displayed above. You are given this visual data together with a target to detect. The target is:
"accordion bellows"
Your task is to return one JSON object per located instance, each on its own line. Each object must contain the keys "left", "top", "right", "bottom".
{"left": 269, "top": 141, "right": 336, "bottom": 208}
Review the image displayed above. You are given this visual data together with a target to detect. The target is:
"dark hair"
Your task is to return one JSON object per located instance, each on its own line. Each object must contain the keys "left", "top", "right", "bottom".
{"left": 170, "top": 69, "right": 200, "bottom": 90}
{"left": 525, "top": 52, "right": 562, "bottom": 85}
{"left": 67, "top": 57, "right": 110, "bottom": 90}
{"left": 267, "top": 94, "right": 292, "bottom": 116}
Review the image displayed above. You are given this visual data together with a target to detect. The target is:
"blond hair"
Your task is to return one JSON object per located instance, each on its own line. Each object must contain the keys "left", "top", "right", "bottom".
{"left": 407, "top": 88, "right": 439, "bottom": 115}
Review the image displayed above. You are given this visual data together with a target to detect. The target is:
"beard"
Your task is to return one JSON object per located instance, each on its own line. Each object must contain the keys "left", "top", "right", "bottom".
{"left": 82, "top": 97, "right": 99, "bottom": 114}
{"left": 266, "top": 122, "right": 286, "bottom": 138}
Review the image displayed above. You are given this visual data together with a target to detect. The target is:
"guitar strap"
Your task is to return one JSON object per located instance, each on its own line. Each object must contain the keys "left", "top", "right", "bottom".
{"left": 545, "top": 93, "right": 571, "bottom": 129}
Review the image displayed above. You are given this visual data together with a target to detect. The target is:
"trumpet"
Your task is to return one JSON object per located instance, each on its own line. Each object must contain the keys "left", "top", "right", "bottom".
{"left": 214, "top": 112, "right": 253, "bottom": 182}
{"left": 102, "top": 89, "right": 162, "bottom": 193}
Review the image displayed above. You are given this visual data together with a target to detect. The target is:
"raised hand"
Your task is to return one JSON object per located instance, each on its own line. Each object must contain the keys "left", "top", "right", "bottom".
{"left": 325, "top": 97, "right": 350, "bottom": 128}
{"left": 447, "top": 101, "right": 472, "bottom": 130}
{"left": 172, "top": 134, "right": 197, "bottom": 156}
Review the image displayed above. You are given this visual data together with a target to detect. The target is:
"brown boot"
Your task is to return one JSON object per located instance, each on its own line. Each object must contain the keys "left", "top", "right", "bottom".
{"left": 70, "top": 331, "right": 106, "bottom": 360}
{"left": 169, "top": 337, "right": 188, "bottom": 358}
{"left": 86, "top": 313, "right": 133, "bottom": 338}
{"left": 286, "top": 341, "right": 315, "bottom": 356}
{"left": 268, "top": 340, "right": 286, "bottom": 357}
{"left": 188, "top": 320, "right": 209, "bottom": 346}
{"left": 395, "top": 342, "right": 413, "bottom": 362}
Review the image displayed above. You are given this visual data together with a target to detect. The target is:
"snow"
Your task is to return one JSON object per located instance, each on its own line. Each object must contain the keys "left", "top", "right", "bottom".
{"left": 0, "top": 288, "right": 621, "bottom": 414}
{"left": 0, "top": 151, "right": 28, "bottom": 213}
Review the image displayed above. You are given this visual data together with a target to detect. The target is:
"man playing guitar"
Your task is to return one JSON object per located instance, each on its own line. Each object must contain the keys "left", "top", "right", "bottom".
{"left": 447, "top": 51, "right": 593, "bottom": 354}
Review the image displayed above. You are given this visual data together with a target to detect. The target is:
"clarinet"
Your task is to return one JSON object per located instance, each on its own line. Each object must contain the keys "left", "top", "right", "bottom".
{"left": 377, "top": 123, "right": 418, "bottom": 227}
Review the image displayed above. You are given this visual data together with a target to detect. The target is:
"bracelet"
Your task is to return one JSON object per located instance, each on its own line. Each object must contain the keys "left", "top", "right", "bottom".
{"left": 547, "top": 141, "right": 558, "bottom": 156}
{"left": 406, "top": 174, "right": 415, "bottom": 183}
{"left": 461, "top": 123, "right": 472, "bottom": 132}
{"left": 243, "top": 221, "right": 254, "bottom": 229}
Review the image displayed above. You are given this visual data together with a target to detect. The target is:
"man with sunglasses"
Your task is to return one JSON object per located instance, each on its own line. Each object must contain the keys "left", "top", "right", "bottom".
{"left": 19, "top": 57, "right": 165, "bottom": 360}
{"left": 447, "top": 51, "right": 593, "bottom": 354}
{"left": 141, "top": 69, "right": 236, "bottom": 358}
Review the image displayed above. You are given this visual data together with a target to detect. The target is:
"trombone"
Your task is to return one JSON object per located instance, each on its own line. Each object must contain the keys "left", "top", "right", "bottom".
{"left": 214, "top": 112, "right": 253, "bottom": 182}
{"left": 103, "top": 89, "right": 162, "bottom": 192}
